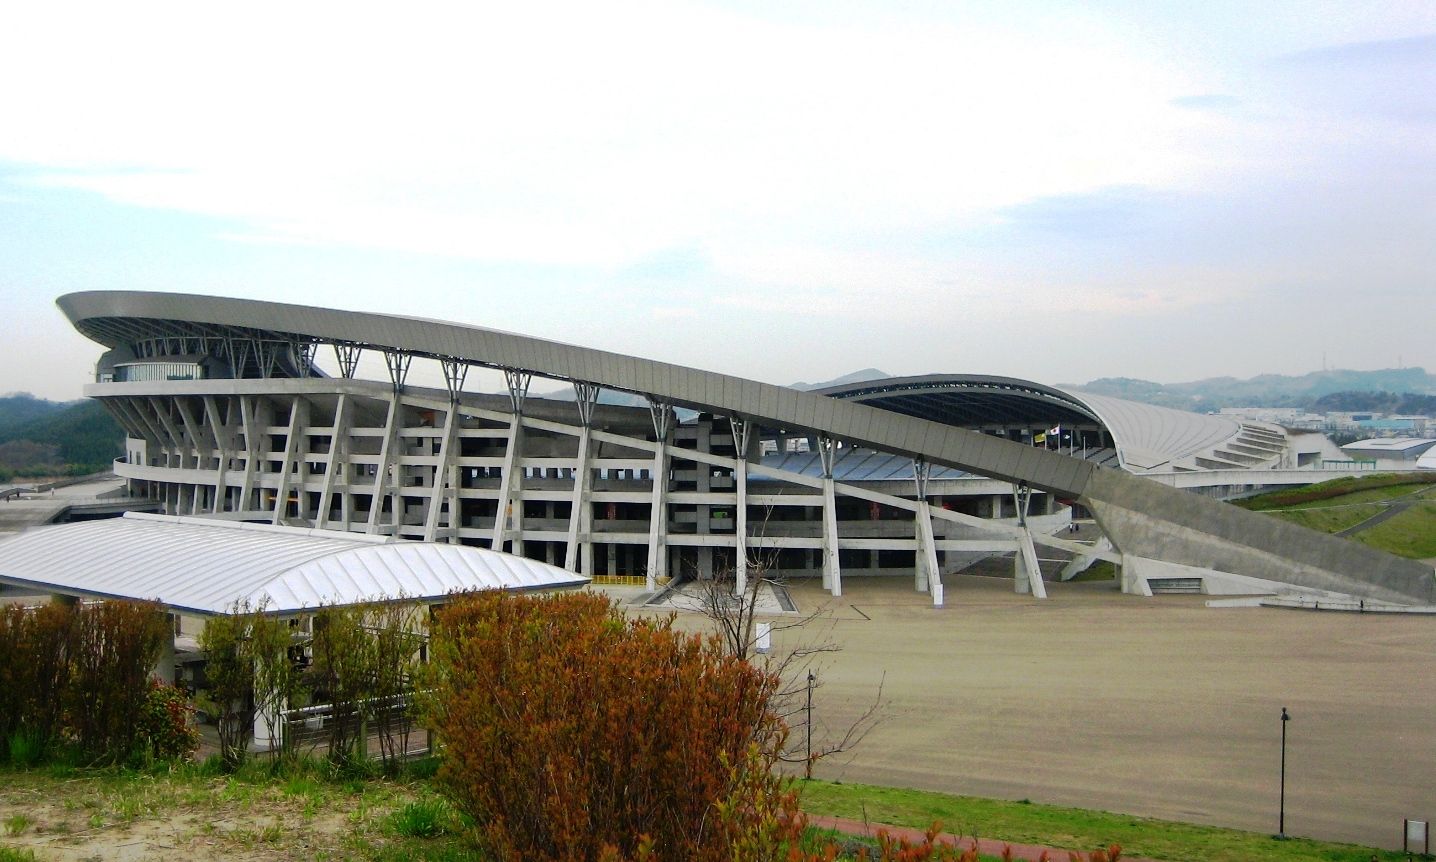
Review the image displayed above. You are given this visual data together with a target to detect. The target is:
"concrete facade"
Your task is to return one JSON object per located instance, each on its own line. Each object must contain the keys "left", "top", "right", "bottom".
{"left": 58, "top": 291, "right": 1436, "bottom": 605}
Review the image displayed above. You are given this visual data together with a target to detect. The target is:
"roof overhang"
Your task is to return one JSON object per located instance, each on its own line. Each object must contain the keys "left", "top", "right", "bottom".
{"left": 0, "top": 513, "right": 588, "bottom": 616}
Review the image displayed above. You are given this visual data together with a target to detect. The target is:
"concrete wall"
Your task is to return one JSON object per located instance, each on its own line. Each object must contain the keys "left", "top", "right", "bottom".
{"left": 1082, "top": 468, "right": 1435, "bottom": 605}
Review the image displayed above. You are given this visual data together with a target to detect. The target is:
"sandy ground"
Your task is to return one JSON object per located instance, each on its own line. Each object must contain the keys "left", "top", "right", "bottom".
{"left": 0, "top": 771, "right": 420, "bottom": 861}
{"left": 754, "top": 575, "right": 1436, "bottom": 850}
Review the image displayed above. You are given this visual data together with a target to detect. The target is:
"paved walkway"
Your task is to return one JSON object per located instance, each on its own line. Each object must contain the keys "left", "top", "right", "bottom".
{"left": 806, "top": 813, "right": 1158, "bottom": 861}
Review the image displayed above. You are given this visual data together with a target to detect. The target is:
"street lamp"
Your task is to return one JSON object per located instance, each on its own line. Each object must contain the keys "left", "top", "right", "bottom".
{"left": 805, "top": 670, "right": 815, "bottom": 779}
{"left": 1278, "top": 706, "right": 1291, "bottom": 839}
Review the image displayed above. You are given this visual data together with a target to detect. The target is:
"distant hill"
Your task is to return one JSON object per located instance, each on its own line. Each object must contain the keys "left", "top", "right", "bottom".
{"left": 0, "top": 392, "right": 69, "bottom": 436}
{"left": 0, "top": 394, "right": 123, "bottom": 478}
{"left": 789, "top": 368, "right": 891, "bottom": 391}
{"left": 1066, "top": 368, "right": 1436, "bottom": 413}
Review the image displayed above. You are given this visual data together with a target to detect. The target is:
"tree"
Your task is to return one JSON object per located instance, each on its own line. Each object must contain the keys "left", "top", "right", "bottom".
{"left": 690, "top": 556, "right": 884, "bottom": 780}
{"left": 366, "top": 600, "right": 425, "bottom": 773}
{"left": 197, "top": 601, "right": 294, "bottom": 767}
{"left": 307, "top": 604, "right": 379, "bottom": 768}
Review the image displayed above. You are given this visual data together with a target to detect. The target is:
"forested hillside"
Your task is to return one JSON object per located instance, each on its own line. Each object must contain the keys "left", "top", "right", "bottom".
{"left": 0, "top": 394, "right": 123, "bottom": 480}
{"left": 1068, "top": 367, "right": 1436, "bottom": 413}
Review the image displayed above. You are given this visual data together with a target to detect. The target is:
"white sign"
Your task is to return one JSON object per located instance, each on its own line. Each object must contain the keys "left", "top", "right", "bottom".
{"left": 1406, "top": 818, "right": 1428, "bottom": 854}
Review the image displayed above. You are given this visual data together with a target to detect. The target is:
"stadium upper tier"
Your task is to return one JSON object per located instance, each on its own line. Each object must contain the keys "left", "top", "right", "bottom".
{"left": 818, "top": 375, "right": 1285, "bottom": 473}
{"left": 56, "top": 291, "right": 1435, "bottom": 605}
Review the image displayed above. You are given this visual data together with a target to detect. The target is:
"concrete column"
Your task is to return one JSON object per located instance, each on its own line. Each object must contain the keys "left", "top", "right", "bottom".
{"left": 1119, "top": 553, "right": 1154, "bottom": 597}
{"left": 913, "top": 461, "right": 941, "bottom": 603}
{"left": 270, "top": 398, "right": 307, "bottom": 526}
{"left": 565, "top": 427, "right": 592, "bottom": 572}
{"left": 367, "top": 390, "right": 402, "bottom": 534}
{"left": 1011, "top": 482, "right": 1047, "bottom": 598}
{"left": 423, "top": 403, "right": 457, "bottom": 541}
{"left": 316, "top": 394, "right": 351, "bottom": 529}
{"left": 732, "top": 418, "right": 753, "bottom": 595}
{"left": 146, "top": 397, "right": 186, "bottom": 471}
{"left": 201, "top": 396, "right": 232, "bottom": 513}
{"left": 818, "top": 436, "right": 842, "bottom": 596}
{"left": 492, "top": 372, "right": 531, "bottom": 554}
{"left": 645, "top": 403, "right": 674, "bottom": 590}
{"left": 565, "top": 383, "right": 599, "bottom": 573}
{"left": 492, "top": 415, "right": 524, "bottom": 553}
{"left": 237, "top": 396, "right": 262, "bottom": 513}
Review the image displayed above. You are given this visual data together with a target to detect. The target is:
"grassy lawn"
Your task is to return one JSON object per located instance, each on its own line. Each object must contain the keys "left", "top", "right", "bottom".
{"left": 1278, "top": 483, "right": 1434, "bottom": 510}
{"left": 1355, "top": 502, "right": 1436, "bottom": 559}
{"left": 2, "top": 762, "right": 1424, "bottom": 861}
{"left": 1232, "top": 475, "right": 1436, "bottom": 557}
{"left": 0, "top": 759, "right": 481, "bottom": 862}
{"left": 1265, "top": 504, "right": 1383, "bottom": 534}
{"left": 1235, "top": 474, "right": 1436, "bottom": 512}
{"left": 798, "top": 779, "right": 1416, "bottom": 862}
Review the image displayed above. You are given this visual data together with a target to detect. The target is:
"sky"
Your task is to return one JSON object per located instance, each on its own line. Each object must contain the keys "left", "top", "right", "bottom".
{"left": 2, "top": 1, "right": 1433, "bottom": 401}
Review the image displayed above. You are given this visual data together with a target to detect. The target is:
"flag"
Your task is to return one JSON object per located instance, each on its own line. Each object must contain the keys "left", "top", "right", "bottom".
{"left": 1034, "top": 432, "right": 1046, "bottom": 445}
{"left": 1048, "top": 425, "right": 1061, "bottom": 436}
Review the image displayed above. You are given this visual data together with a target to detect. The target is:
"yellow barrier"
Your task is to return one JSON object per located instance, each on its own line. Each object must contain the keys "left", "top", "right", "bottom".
{"left": 588, "top": 575, "right": 670, "bottom": 587}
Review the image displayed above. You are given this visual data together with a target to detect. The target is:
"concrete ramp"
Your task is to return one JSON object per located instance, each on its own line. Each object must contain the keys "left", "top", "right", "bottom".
{"left": 1079, "top": 468, "right": 1436, "bottom": 605}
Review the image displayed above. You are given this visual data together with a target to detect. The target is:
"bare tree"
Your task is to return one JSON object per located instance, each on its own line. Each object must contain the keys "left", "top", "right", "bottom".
{"left": 688, "top": 551, "right": 884, "bottom": 780}
{"left": 366, "top": 599, "right": 425, "bottom": 772}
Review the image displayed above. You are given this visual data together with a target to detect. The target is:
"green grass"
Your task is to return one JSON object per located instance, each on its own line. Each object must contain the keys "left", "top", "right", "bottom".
{"left": 0, "top": 848, "right": 41, "bottom": 862}
{"left": 1234, "top": 474, "right": 1436, "bottom": 558}
{"left": 1068, "top": 560, "right": 1116, "bottom": 581}
{"left": 1265, "top": 504, "right": 1383, "bottom": 534}
{"left": 1283, "top": 483, "right": 1433, "bottom": 509}
{"left": 388, "top": 797, "right": 453, "bottom": 838}
{"left": 1356, "top": 502, "right": 1436, "bottom": 559}
{"left": 0, "top": 757, "right": 469, "bottom": 861}
{"left": 797, "top": 779, "right": 1415, "bottom": 862}
{"left": 1235, "top": 474, "right": 1436, "bottom": 512}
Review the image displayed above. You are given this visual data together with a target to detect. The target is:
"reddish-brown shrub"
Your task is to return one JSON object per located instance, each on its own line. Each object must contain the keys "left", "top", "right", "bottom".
{"left": 0, "top": 601, "right": 74, "bottom": 758}
{"left": 423, "top": 590, "right": 788, "bottom": 861}
{"left": 68, "top": 600, "right": 169, "bottom": 761}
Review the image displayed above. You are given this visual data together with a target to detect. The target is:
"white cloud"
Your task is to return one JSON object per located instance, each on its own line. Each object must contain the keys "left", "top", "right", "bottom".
{"left": 2, "top": 0, "right": 1205, "bottom": 281}
{"left": 5, "top": 1, "right": 1435, "bottom": 401}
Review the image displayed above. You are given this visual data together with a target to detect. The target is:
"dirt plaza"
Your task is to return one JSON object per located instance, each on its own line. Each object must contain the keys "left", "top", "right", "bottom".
{"left": 761, "top": 575, "right": 1436, "bottom": 849}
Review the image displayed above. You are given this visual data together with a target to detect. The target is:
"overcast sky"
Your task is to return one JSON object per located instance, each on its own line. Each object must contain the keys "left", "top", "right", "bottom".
{"left": 2, "top": 1, "right": 1433, "bottom": 401}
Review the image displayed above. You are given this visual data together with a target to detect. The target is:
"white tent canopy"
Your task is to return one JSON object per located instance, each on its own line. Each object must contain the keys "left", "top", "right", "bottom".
{"left": 0, "top": 513, "right": 588, "bottom": 615}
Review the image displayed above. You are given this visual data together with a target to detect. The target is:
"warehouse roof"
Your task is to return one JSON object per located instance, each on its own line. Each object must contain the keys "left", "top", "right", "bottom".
{"left": 0, "top": 513, "right": 587, "bottom": 615}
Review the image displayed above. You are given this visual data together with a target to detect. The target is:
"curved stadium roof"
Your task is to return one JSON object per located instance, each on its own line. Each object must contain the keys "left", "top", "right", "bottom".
{"left": 0, "top": 513, "right": 588, "bottom": 615}
{"left": 817, "top": 375, "right": 1246, "bottom": 473}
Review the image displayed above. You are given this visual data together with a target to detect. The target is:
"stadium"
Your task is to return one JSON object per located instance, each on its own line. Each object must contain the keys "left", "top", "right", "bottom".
{"left": 48, "top": 290, "right": 1434, "bottom": 607}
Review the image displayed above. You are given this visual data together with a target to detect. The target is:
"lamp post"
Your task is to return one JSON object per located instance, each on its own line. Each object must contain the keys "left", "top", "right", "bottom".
{"left": 1278, "top": 706, "right": 1291, "bottom": 839}
{"left": 805, "top": 669, "right": 815, "bottom": 779}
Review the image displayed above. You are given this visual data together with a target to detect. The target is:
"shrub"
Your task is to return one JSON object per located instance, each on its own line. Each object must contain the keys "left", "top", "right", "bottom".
{"left": 139, "top": 678, "right": 201, "bottom": 761}
{"left": 423, "top": 590, "right": 789, "bottom": 862}
{"left": 67, "top": 600, "right": 169, "bottom": 762}
{"left": 0, "top": 601, "right": 75, "bottom": 760}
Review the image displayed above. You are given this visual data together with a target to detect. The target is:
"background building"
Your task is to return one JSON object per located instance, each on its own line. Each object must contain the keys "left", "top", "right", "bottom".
{"left": 56, "top": 291, "right": 1435, "bottom": 606}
